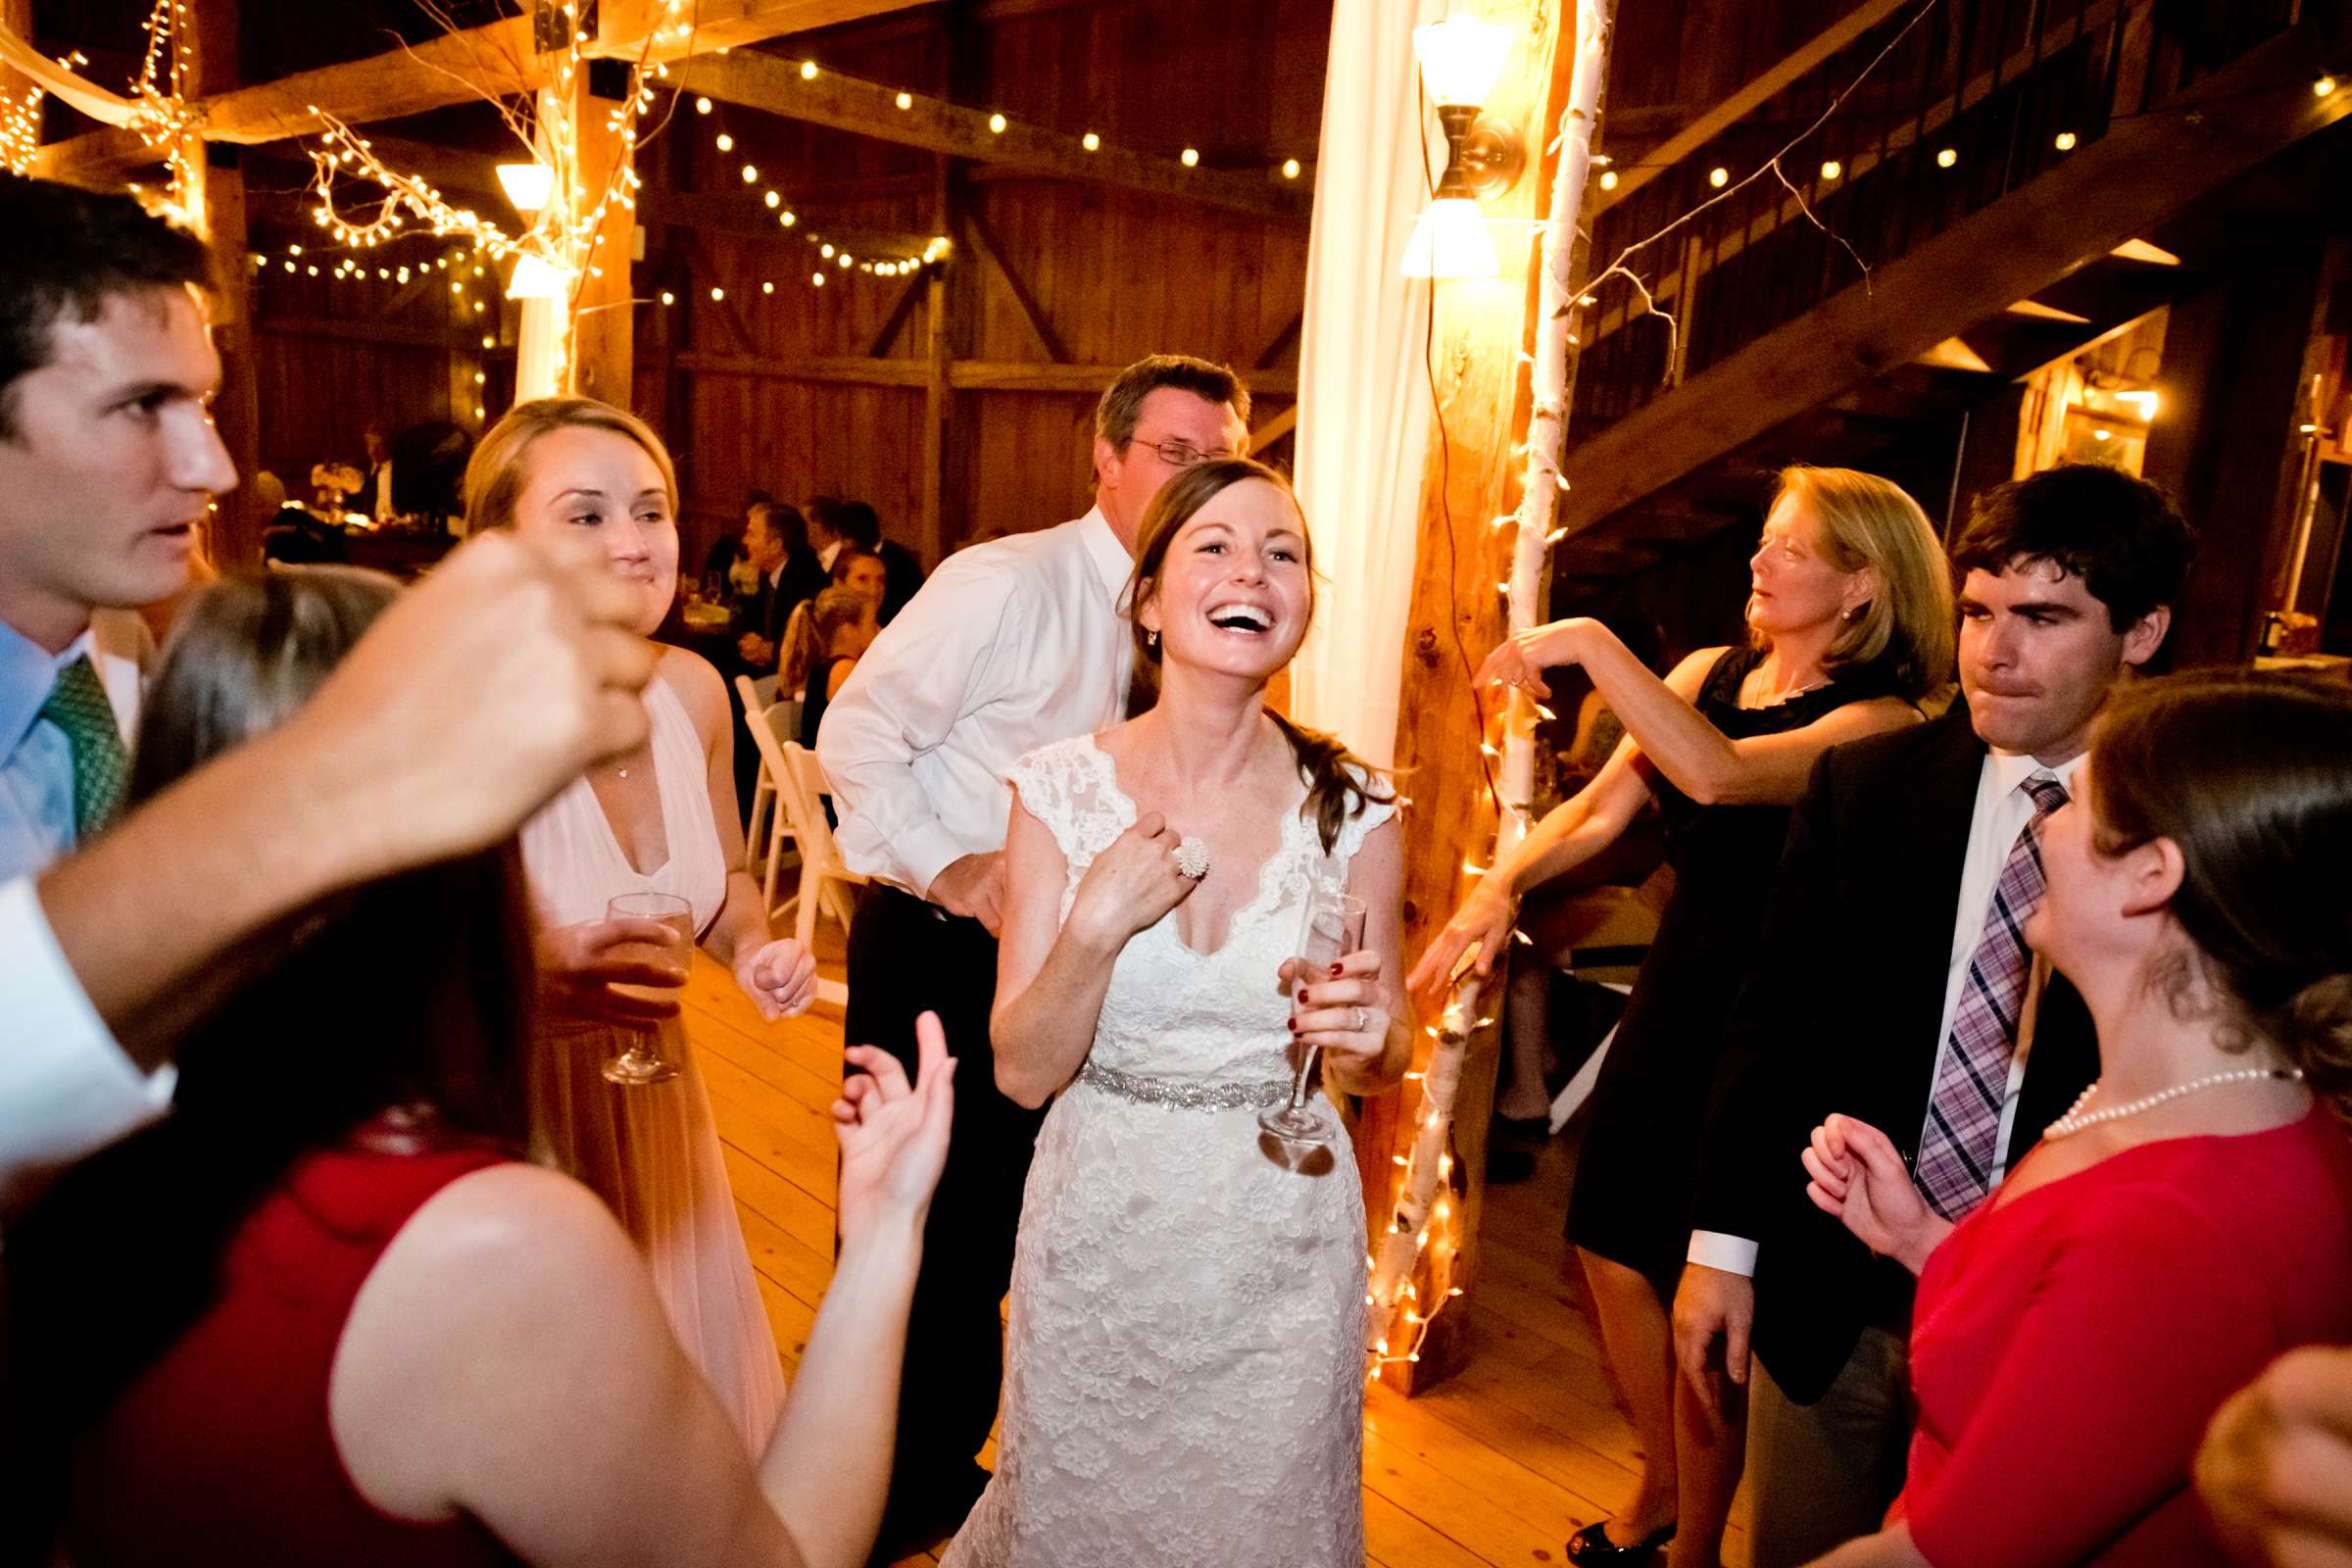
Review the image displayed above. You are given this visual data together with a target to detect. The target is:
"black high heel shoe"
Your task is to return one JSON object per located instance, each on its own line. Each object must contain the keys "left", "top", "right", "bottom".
{"left": 1566, "top": 1518, "right": 1677, "bottom": 1564}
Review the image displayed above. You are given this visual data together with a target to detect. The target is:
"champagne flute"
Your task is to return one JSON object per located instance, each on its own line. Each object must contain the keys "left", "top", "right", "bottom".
{"left": 603, "top": 891, "right": 693, "bottom": 1086}
{"left": 1258, "top": 889, "right": 1368, "bottom": 1148}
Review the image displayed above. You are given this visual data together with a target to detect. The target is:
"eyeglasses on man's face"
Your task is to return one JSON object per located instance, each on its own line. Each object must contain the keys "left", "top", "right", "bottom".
{"left": 1129, "top": 435, "right": 1237, "bottom": 468}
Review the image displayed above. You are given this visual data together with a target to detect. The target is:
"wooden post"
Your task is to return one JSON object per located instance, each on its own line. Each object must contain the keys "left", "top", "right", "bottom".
{"left": 2141, "top": 240, "right": 2339, "bottom": 666}
{"left": 569, "top": 63, "right": 634, "bottom": 407}
{"left": 188, "top": 0, "right": 265, "bottom": 568}
{"left": 1364, "top": 0, "right": 1587, "bottom": 1395}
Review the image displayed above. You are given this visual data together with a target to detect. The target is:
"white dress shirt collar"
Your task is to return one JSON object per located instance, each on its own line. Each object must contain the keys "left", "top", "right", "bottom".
{"left": 1076, "top": 507, "right": 1134, "bottom": 607}
{"left": 1984, "top": 745, "right": 2087, "bottom": 800}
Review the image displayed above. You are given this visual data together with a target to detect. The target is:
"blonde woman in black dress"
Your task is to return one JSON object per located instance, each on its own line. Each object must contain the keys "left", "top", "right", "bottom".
{"left": 1412, "top": 467, "right": 1954, "bottom": 1568}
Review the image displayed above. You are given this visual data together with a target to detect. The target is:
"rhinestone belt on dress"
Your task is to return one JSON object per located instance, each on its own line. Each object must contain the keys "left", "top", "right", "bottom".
{"left": 1075, "top": 1058, "right": 1302, "bottom": 1111}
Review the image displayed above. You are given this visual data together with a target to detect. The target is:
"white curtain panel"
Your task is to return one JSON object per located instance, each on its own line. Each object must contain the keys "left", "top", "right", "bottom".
{"left": 1288, "top": 0, "right": 1447, "bottom": 770}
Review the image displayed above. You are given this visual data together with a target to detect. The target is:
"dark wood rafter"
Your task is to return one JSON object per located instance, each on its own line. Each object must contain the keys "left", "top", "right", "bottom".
{"left": 1250, "top": 307, "right": 1304, "bottom": 369}
{"left": 864, "top": 270, "right": 929, "bottom": 357}
{"left": 961, "top": 204, "right": 1069, "bottom": 363}
{"left": 637, "top": 186, "right": 932, "bottom": 254}
{"left": 1589, "top": 0, "right": 2147, "bottom": 347}
{"left": 676, "top": 228, "right": 761, "bottom": 355}
{"left": 1246, "top": 403, "right": 1297, "bottom": 455}
{"left": 31, "top": 0, "right": 932, "bottom": 183}
{"left": 1558, "top": 22, "right": 2352, "bottom": 536}
{"left": 667, "top": 50, "right": 1310, "bottom": 223}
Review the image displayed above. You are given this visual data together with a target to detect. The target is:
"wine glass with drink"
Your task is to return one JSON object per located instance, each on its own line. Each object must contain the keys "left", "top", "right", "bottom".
{"left": 1258, "top": 887, "right": 1367, "bottom": 1149}
{"left": 602, "top": 890, "right": 693, "bottom": 1086}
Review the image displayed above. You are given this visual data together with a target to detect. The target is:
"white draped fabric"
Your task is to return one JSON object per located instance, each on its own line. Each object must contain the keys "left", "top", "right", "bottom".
{"left": 1288, "top": 0, "right": 1449, "bottom": 770}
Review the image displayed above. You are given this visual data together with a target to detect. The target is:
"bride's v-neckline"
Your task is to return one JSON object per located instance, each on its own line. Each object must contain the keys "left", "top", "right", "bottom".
{"left": 1083, "top": 734, "right": 1303, "bottom": 961}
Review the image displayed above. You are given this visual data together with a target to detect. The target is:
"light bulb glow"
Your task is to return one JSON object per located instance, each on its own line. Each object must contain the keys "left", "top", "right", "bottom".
{"left": 1082, "top": 131, "right": 1101, "bottom": 151}
{"left": 1401, "top": 198, "right": 1497, "bottom": 279}
{"left": 1709, "top": 166, "right": 1729, "bottom": 187}
{"left": 1282, "top": 158, "right": 1300, "bottom": 178}
{"left": 2055, "top": 130, "right": 2078, "bottom": 150}
{"left": 1412, "top": 14, "right": 1513, "bottom": 108}
{"left": 989, "top": 113, "right": 1007, "bottom": 133}
{"left": 1936, "top": 147, "right": 1958, "bottom": 168}
{"left": 896, "top": 91, "right": 912, "bottom": 109}
{"left": 715, "top": 132, "right": 734, "bottom": 152}
{"left": 1181, "top": 147, "right": 1200, "bottom": 167}
{"left": 694, "top": 95, "right": 711, "bottom": 114}
{"left": 1598, "top": 169, "right": 1618, "bottom": 190}
{"left": 1820, "top": 160, "right": 1841, "bottom": 180}
{"left": 801, "top": 60, "right": 818, "bottom": 79}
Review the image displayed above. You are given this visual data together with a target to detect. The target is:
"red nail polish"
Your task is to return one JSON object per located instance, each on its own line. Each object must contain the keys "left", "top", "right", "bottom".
{"left": 1329, "top": 962, "right": 1345, "bottom": 977}
{"left": 1288, "top": 1017, "right": 1299, "bottom": 1032}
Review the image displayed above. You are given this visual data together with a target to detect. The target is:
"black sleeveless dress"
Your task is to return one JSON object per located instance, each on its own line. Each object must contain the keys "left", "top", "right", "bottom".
{"left": 1564, "top": 644, "right": 1903, "bottom": 1295}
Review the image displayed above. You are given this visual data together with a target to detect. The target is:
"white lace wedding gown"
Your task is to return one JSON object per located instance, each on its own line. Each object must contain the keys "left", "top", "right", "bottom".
{"left": 943, "top": 734, "right": 1390, "bottom": 1568}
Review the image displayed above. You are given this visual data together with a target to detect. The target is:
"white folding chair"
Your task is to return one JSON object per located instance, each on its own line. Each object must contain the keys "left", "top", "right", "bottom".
{"left": 778, "top": 741, "right": 865, "bottom": 952}
{"left": 734, "top": 674, "right": 802, "bottom": 916}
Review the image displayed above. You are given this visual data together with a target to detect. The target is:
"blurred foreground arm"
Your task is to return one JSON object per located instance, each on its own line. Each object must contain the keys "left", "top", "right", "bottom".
{"left": 6, "top": 534, "right": 653, "bottom": 1184}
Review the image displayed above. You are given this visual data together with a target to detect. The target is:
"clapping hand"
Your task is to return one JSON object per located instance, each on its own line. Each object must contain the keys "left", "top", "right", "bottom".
{"left": 734, "top": 937, "right": 818, "bottom": 1020}
{"left": 835, "top": 1013, "right": 956, "bottom": 1242}
{"left": 1068, "top": 811, "right": 1201, "bottom": 949}
{"left": 1801, "top": 1113, "right": 1952, "bottom": 1277}
{"left": 1287, "top": 949, "right": 1392, "bottom": 1080}
{"left": 535, "top": 917, "right": 689, "bottom": 1024}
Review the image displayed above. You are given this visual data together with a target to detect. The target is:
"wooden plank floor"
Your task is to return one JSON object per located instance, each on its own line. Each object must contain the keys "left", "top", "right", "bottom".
{"left": 685, "top": 944, "right": 1750, "bottom": 1567}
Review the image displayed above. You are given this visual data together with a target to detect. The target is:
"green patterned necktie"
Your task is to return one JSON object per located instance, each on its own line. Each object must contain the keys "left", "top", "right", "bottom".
{"left": 40, "top": 654, "right": 129, "bottom": 839}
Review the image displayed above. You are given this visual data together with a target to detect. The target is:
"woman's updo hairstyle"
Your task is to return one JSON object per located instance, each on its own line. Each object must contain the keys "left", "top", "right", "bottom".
{"left": 1125, "top": 457, "right": 1392, "bottom": 853}
{"left": 2088, "top": 672, "right": 2352, "bottom": 1128}
{"left": 462, "top": 396, "right": 677, "bottom": 532}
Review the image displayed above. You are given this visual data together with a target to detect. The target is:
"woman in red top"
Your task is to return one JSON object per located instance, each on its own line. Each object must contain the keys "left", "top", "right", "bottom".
{"left": 1795, "top": 672, "right": 2352, "bottom": 1568}
{"left": 5, "top": 567, "right": 955, "bottom": 1568}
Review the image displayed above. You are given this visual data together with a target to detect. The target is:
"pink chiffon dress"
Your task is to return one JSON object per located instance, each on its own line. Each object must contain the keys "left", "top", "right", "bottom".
{"left": 518, "top": 671, "right": 787, "bottom": 1454}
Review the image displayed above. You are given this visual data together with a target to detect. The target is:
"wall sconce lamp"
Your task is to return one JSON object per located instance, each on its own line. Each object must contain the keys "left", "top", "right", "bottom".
{"left": 505, "top": 252, "right": 576, "bottom": 301}
{"left": 1403, "top": 14, "right": 1525, "bottom": 279}
{"left": 497, "top": 162, "right": 555, "bottom": 216}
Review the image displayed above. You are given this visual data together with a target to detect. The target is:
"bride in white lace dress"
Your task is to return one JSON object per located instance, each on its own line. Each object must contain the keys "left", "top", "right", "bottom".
{"left": 942, "top": 459, "right": 1409, "bottom": 1568}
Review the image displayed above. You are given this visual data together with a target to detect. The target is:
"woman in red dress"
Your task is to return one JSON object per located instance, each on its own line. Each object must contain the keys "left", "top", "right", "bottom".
{"left": 5, "top": 567, "right": 955, "bottom": 1568}
{"left": 1797, "top": 672, "right": 2352, "bottom": 1568}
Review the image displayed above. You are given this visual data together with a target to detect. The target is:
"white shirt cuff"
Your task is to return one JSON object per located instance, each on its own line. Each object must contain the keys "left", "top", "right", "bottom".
{"left": 0, "top": 876, "right": 173, "bottom": 1188}
{"left": 1687, "top": 1230, "right": 1759, "bottom": 1275}
{"left": 899, "top": 822, "right": 976, "bottom": 904}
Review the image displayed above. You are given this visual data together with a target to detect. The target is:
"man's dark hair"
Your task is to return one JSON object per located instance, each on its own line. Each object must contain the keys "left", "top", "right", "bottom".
{"left": 744, "top": 487, "right": 774, "bottom": 510}
{"left": 0, "top": 175, "right": 217, "bottom": 437}
{"left": 804, "top": 494, "right": 841, "bottom": 538}
{"left": 833, "top": 499, "right": 881, "bottom": 551}
{"left": 1950, "top": 463, "right": 2197, "bottom": 631}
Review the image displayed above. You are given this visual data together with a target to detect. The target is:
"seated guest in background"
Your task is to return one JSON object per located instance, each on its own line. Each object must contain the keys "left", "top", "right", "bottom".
{"left": 830, "top": 544, "right": 889, "bottom": 616}
{"left": 832, "top": 500, "right": 923, "bottom": 624}
{"left": 0, "top": 173, "right": 233, "bottom": 885}
{"left": 706, "top": 487, "right": 770, "bottom": 596}
{"left": 467, "top": 396, "right": 820, "bottom": 1453}
{"left": 7, "top": 565, "right": 955, "bottom": 1568}
{"left": 1675, "top": 464, "right": 2198, "bottom": 1568}
{"left": 806, "top": 493, "right": 846, "bottom": 573}
{"left": 1798, "top": 672, "right": 2352, "bottom": 1568}
{"left": 735, "top": 501, "right": 823, "bottom": 676}
{"left": 785, "top": 586, "right": 881, "bottom": 752}
{"left": 353, "top": 420, "right": 395, "bottom": 523}
{"left": 2198, "top": 1345, "right": 2352, "bottom": 1567}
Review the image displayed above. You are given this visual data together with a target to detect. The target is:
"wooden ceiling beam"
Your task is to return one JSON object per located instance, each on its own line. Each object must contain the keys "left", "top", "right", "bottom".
{"left": 668, "top": 51, "right": 1310, "bottom": 224}
{"left": 1556, "top": 24, "right": 2352, "bottom": 535}
{"left": 31, "top": 0, "right": 928, "bottom": 183}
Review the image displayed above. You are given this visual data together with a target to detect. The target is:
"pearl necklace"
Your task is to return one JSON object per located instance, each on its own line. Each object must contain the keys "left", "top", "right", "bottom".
{"left": 2044, "top": 1067, "right": 2305, "bottom": 1139}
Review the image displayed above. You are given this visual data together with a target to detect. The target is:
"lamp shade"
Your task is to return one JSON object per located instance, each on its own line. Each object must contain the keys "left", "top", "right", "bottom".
{"left": 505, "top": 252, "right": 575, "bottom": 301}
{"left": 1401, "top": 197, "right": 1497, "bottom": 279}
{"left": 1413, "top": 14, "right": 1513, "bottom": 108}
{"left": 497, "top": 162, "right": 555, "bottom": 215}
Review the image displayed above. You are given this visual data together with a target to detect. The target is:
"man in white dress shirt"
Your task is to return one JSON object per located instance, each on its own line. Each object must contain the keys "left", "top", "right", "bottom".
{"left": 1670, "top": 465, "right": 2197, "bottom": 1565}
{"left": 818, "top": 353, "right": 1250, "bottom": 1548}
{"left": 0, "top": 175, "right": 232, "bottom": 887}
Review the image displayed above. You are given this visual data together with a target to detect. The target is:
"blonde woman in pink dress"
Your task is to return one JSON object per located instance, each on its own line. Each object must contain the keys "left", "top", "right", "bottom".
{"left": 464, "top": 398, "right": 820, "bottom": 1453}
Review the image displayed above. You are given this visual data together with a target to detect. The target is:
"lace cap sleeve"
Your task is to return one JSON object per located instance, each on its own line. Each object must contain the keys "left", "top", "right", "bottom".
{"left": 1005, "top": 735, "right": 1127, "bottom": 867}
{"left": 1329, "top": 766, "right": 1399, "bottom": 868}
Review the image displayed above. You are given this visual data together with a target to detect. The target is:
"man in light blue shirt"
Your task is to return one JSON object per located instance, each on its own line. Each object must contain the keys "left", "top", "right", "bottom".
{"left": 0, "top": 175, "right": 233, "bottom": 883}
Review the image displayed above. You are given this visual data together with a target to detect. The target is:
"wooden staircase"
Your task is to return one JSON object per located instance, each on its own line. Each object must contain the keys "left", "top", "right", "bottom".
{"left": 1551, "top": 0, "right": 2352, "bottom": 609}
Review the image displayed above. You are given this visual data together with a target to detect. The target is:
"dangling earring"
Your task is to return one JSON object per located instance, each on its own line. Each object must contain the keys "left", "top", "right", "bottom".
{"left": 1146, "top": 629, "right": 1160, "bottom": 651}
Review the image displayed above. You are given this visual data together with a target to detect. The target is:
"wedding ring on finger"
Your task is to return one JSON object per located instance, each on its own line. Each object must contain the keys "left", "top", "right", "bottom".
{"left": 1173, "top": 836, "right": 1211, "bottom": 879}
{"left": 1352, "top": 1005, "right": 1369, "bottom": 1033}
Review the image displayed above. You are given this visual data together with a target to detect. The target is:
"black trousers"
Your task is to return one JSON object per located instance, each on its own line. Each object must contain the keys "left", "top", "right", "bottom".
{"left": 842, "top": 882, "right": 1045, "bottom": 1497}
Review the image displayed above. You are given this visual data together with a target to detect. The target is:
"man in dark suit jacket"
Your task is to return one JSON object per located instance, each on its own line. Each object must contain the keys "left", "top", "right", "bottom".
{"left": 1671, "top": 464, "right": 2197, "bottom": 1568}
{"left": 734, "top": 502, "right": 826, "bottom": 674}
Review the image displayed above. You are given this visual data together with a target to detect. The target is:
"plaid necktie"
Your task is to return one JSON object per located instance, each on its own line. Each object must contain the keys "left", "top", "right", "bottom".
{"left": 40, "top": 654, "right": 129, "bottom": 840}
{"left": 1914, "top": 774, "right": 2069, "bottom": 1220}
